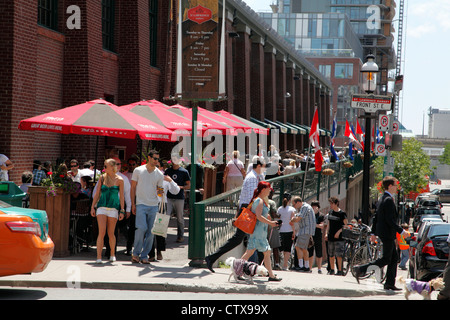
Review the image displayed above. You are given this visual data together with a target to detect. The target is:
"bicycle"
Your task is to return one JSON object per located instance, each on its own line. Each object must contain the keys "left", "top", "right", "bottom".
{"left": 350, "top": 225, "right": 386, "bottom": 282}
{"left": 341, "top": 224, "right": 364, "bottom": 276}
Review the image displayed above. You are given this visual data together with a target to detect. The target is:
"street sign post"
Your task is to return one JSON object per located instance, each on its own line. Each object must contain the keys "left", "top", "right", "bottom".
{"left": 351, "top": 94, "right": 393, "bottom": 113}
{"left": 383, "top": 155, "right": 395, "bottom": 178}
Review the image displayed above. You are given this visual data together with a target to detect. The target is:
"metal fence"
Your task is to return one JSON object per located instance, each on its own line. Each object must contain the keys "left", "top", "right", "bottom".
{"left": 188, "top": 158, "right": 359, "bottom": 264}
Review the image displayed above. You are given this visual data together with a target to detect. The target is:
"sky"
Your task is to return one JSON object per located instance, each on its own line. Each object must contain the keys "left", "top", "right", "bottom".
{"left": 242, "top": 0, "right": 449, "bottom": 136}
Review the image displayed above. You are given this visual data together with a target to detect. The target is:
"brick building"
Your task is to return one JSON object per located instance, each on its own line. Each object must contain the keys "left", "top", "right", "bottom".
{"left": 0, "top": 0, "right": 332, "bottom": 184}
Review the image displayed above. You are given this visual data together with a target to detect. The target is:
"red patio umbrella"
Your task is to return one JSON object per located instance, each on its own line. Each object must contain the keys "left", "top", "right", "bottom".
{"left": 166, "top": 104, "right": 236, "bottom": 135}
{"left": 18, "top": 99, "right": 175, "bottom": 141}
{"left": 216, "top": 110, "right": 269, "bottom": 135}
{"left": 121, "top": 100, "right": 206, "bottom": 136}
{"left": 197, "top": 107, "right": 252, "bottom": 133}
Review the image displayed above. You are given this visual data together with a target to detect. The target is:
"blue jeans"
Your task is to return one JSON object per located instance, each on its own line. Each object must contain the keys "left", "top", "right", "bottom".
{"left": 133, "top": 205, "right": 158, "bottom": 259}
{"left": 399, "top": 249, "right": 409, "bottom": 268}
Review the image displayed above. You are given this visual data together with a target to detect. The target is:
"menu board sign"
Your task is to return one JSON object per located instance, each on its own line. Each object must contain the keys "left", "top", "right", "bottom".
{"left": 177, "top": 0, "right": 223, "bottom": 100}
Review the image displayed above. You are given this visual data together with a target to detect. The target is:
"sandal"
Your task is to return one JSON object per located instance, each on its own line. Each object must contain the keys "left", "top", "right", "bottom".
{"left": 131, "top": 255, "right": 140, "bottom": 263}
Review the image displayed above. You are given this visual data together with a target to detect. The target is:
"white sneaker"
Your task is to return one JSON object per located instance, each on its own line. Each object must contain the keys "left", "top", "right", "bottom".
{"left": 109, "top": 256, "right": 116, "bottom": 262}
{"left": 95, "top": 259, "right": 102, "bottom": 264}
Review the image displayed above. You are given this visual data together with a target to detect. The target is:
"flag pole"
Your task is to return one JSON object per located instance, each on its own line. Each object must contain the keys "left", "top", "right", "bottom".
{"left": 301, "top": 136, "right": 312, "bottom": 199}
{"left": 301, "top": 104, "right": 317, "bottom": 199}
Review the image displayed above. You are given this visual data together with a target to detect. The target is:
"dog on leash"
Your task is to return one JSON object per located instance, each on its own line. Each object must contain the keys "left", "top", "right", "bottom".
{"left": 225, "top": 257, "right": 269, "bottom": 284}
{"left": 397, "top": 276, "right": 445, "bottom": 300}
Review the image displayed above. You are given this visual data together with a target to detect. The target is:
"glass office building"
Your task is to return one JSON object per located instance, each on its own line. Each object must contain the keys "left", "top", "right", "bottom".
{"left": 259, "top": 12, "right": 364, "bottom": 60}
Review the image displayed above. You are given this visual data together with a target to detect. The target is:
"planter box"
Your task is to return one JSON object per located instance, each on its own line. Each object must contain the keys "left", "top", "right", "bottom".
{"left": 28, "top": 186, "right": 71, "bottom": 257}
{"left": 203, "top": 167, "right": 217, "bottom": 200}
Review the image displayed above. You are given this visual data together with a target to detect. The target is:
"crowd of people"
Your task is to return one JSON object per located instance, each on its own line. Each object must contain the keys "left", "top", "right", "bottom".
{"left": 2, "top": 151, "right": 192, "bottom": 264}
{"left": 206, "top": 153, "right": 354, "bottom": 282}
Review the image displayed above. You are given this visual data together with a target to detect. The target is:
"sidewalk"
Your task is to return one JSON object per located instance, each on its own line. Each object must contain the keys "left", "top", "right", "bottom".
{"left": 0, "top": 217, "right": 407, "bottom": 298}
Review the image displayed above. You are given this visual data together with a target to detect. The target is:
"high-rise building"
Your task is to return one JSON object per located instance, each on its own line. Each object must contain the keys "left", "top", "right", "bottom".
{"left": 268, "top": 0, "right": 397, "bottom": 94}
{"left": 257, "top": 0, "right": 397, "bottom": 141}
{"left": 428, "top": 108, "right": 450, "bottom": 139}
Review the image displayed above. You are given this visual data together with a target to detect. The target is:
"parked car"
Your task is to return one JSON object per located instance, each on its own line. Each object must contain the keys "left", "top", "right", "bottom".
{"left": 437, "top": 189, "right": 450, "bottom": 203}
{"left": 0, "top": 200, "right": 54, "bottom": 277}
{"left": 412, "top": 207, "right": 443, "bottom": 231}
{"left": 409, "top": 222, "right": 450, "bottom": 281}
{"left": 416, "top": 198, "right": 442, "bottom": 211}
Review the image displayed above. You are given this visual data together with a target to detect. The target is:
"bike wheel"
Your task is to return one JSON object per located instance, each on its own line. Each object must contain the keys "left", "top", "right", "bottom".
{"left": 342, "top": 242, "right": 352, "bottom": 276}
{"left": 351, "top": 244, "right": 377, "bottom": 279}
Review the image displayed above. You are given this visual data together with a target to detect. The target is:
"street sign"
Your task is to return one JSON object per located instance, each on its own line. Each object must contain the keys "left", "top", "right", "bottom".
{"left": 379, "top": 114, "right": 389, "bottom": 132}
{"left": 351, "top": 94, "right": 392, "bottom": 113}
{"left": 375, "top": 143, "right": 386, "bottom": 156}
{"left": 392, "top": 121, "right": 399, "bottom": 133}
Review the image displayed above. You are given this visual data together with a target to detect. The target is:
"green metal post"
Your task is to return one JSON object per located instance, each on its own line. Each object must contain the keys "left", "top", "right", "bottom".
{"left": 188, "top": 102, "right": 205, "bottom": 267}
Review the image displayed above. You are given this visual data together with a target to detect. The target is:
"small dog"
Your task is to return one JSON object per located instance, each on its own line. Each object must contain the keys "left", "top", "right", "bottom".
{"left": 225, "top": 257, "right": 269, "bottom": 284}
{"left": 397, "top": 276, "right": 445, "bottom": 300}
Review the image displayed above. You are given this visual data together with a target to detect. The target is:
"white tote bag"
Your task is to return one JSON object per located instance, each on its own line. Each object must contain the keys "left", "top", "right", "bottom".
{"left": 151, "top": 198, "right": 170, "bottom": 238}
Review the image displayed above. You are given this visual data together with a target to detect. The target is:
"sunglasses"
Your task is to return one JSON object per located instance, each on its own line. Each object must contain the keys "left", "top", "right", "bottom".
{"left": 70, "top": 165, "right": 78, "bottom": 168}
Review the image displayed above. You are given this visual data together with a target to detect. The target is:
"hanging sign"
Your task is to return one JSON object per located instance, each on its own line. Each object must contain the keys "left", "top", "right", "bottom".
{"left": 176, "top": 0, "right": 225, "bottom": 100}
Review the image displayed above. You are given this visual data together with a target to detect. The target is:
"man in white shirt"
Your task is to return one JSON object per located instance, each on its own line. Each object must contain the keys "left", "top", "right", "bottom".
{"left": 130, "top": 150, "right": 164, "bottom": 264}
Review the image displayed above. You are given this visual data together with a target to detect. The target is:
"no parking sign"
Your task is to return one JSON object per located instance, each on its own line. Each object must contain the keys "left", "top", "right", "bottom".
{"left": 375, "top": 143, "right": 386, "bottom": 156}
{"left": 379, "top": 114, "right": 389, "bottom": 132}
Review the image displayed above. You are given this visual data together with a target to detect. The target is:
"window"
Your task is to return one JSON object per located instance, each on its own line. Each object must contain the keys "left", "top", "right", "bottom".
{"left": 335, "top": 63, "right": 353, "bottom": 79}
{"left": 149, "top": 0, "right": 158, "bottom": 66}
{"left": 319, "top": 65, "right": 331, "bottom": 79}
{"left": 102, "top": 0, "right": 116, "bottom": 52}
{"left": 38, "top": 0, "right": 58, "bottom": 31}
{"left": 308, "top": 18, "right": 317, "bottom": 37}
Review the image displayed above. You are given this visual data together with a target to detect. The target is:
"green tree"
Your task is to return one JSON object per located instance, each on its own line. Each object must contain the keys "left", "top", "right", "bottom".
{"left": 372, "top": 138, "right": 431, "bottom": 195}
{"left": 439, "top": 143, "right": 450, "bottom": 165}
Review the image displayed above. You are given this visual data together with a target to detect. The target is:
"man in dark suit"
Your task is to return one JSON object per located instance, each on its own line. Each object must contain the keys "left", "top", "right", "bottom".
{"left": 353, "top": 176, "right": 410, "bottom": 290}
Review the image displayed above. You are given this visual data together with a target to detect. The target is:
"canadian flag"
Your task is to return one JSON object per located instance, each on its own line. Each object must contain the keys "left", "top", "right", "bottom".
{"left": 309, "top": 109, "right": 323, "bottom": 172}
{"left": 356, "top": 120, "right": 365, "bottom": 151}
{"left": 344, "top": 120, "right": 357, "bottom": 142}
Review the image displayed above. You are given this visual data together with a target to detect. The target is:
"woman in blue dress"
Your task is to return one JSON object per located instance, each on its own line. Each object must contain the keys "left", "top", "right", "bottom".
{"left": 241, "top": 181, "right": 282, "bottom": 281}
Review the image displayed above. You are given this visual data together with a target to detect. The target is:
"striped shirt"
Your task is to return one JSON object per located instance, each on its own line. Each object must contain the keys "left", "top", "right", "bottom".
{"left": 295, "top": 202, "right": 316, "bottom": 236}
{"left": 238, "top": 170, "right": 262, "bottom": 208}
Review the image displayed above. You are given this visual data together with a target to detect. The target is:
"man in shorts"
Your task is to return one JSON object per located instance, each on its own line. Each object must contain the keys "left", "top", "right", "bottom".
{"left": 325, "top": 197, "right": 348, "bottom": 275}
{"left": 291, "top": 197, "right": 316, "bottom": 273}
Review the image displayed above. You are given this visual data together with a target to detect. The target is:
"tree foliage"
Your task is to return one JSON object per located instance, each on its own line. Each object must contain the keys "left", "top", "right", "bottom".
{"left": 372, "top": 138, "right": 431, "bottom": 194}
{"left": 439, "top": 143, "right": 450, "bottom": 165}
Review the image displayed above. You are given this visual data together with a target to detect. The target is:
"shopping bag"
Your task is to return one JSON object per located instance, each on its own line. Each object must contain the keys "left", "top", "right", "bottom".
{"left": 151, "top": 212, "right": 170, "bottom": 238}
{"left": 232, "top": 202, "right": 257, "bottom": 234}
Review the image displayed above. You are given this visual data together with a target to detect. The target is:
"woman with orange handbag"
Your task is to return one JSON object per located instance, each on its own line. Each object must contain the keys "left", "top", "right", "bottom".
{"left": 241, "top": 181, "right": 282, "bottom": 282}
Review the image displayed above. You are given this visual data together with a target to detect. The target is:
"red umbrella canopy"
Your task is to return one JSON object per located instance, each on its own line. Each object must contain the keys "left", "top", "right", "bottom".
{"left": 197, "top": 107, "right": 251, "bottom": 133}
{"left": 19, "top": 99, "right": 175, "bottom": 141}
{"left": 216, "top": 110, "right": 269, "bottom": 135}
{"left": 166, "top": 105, "right": 236, "bottom": 135}
{"left": 121, "top": 100, "right": 205, "bottom": 136}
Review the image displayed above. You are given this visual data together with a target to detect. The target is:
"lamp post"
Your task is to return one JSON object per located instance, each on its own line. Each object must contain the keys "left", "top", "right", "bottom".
{"left": 360, "top": 54, "right": 379, "bottom": 225}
